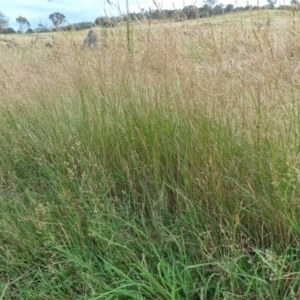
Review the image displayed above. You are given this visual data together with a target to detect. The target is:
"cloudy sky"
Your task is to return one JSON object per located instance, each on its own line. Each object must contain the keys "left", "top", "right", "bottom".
{"left": 2, "top": 0, "right": 270, "bottom": 30}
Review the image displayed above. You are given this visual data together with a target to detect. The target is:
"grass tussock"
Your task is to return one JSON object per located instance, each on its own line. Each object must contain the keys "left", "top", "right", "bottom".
{"left": 0, "top": 9, "right": 300, "bottom": 299}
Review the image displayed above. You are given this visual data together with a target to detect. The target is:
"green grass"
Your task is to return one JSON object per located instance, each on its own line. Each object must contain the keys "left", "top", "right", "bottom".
{"left": 1, "top": 82, "right": 300, "bottom": 299}
{"left": 1, "top": 9, "right": 300, "bottom": 299}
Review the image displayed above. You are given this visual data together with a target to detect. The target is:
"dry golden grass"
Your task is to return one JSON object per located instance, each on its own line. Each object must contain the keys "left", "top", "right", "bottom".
{"left": 1, "top": 9, "right": 300, "bottom": 141}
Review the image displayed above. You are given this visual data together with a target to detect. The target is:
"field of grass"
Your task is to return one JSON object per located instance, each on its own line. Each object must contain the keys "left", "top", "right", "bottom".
{"left": 1, "top": 8, "right": 300, "bottom": 299}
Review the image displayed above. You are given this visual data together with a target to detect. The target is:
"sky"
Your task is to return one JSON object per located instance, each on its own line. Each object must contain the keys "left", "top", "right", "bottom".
{"left": 2, "top": 0, "right": 274, "bottom": 31}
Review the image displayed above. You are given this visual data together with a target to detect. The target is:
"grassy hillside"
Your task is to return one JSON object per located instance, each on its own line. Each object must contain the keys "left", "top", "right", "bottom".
{"left": 0, "top": 8, "right": 300, "bottom": 299}
{"left": 0, "top": 8, "right": 293, "bottom": 47}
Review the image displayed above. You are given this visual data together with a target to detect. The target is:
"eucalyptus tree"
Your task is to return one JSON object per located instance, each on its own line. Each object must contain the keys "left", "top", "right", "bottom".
{"left": 49, "top": 12, "right": 66, "bottom": 28}
{"left": 16, "top": 16, "right": 30, "bottom": 33}
{"left": 0, "top": 12, "right": 9, "bottom": 32}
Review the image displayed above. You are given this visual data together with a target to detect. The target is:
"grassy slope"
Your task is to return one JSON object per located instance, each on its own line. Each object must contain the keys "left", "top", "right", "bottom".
{"left": 1, "top": 9, "right": 300, "bottom": 299}
{"left": 1, "top": 9, "right": 291, "bottom": 46}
